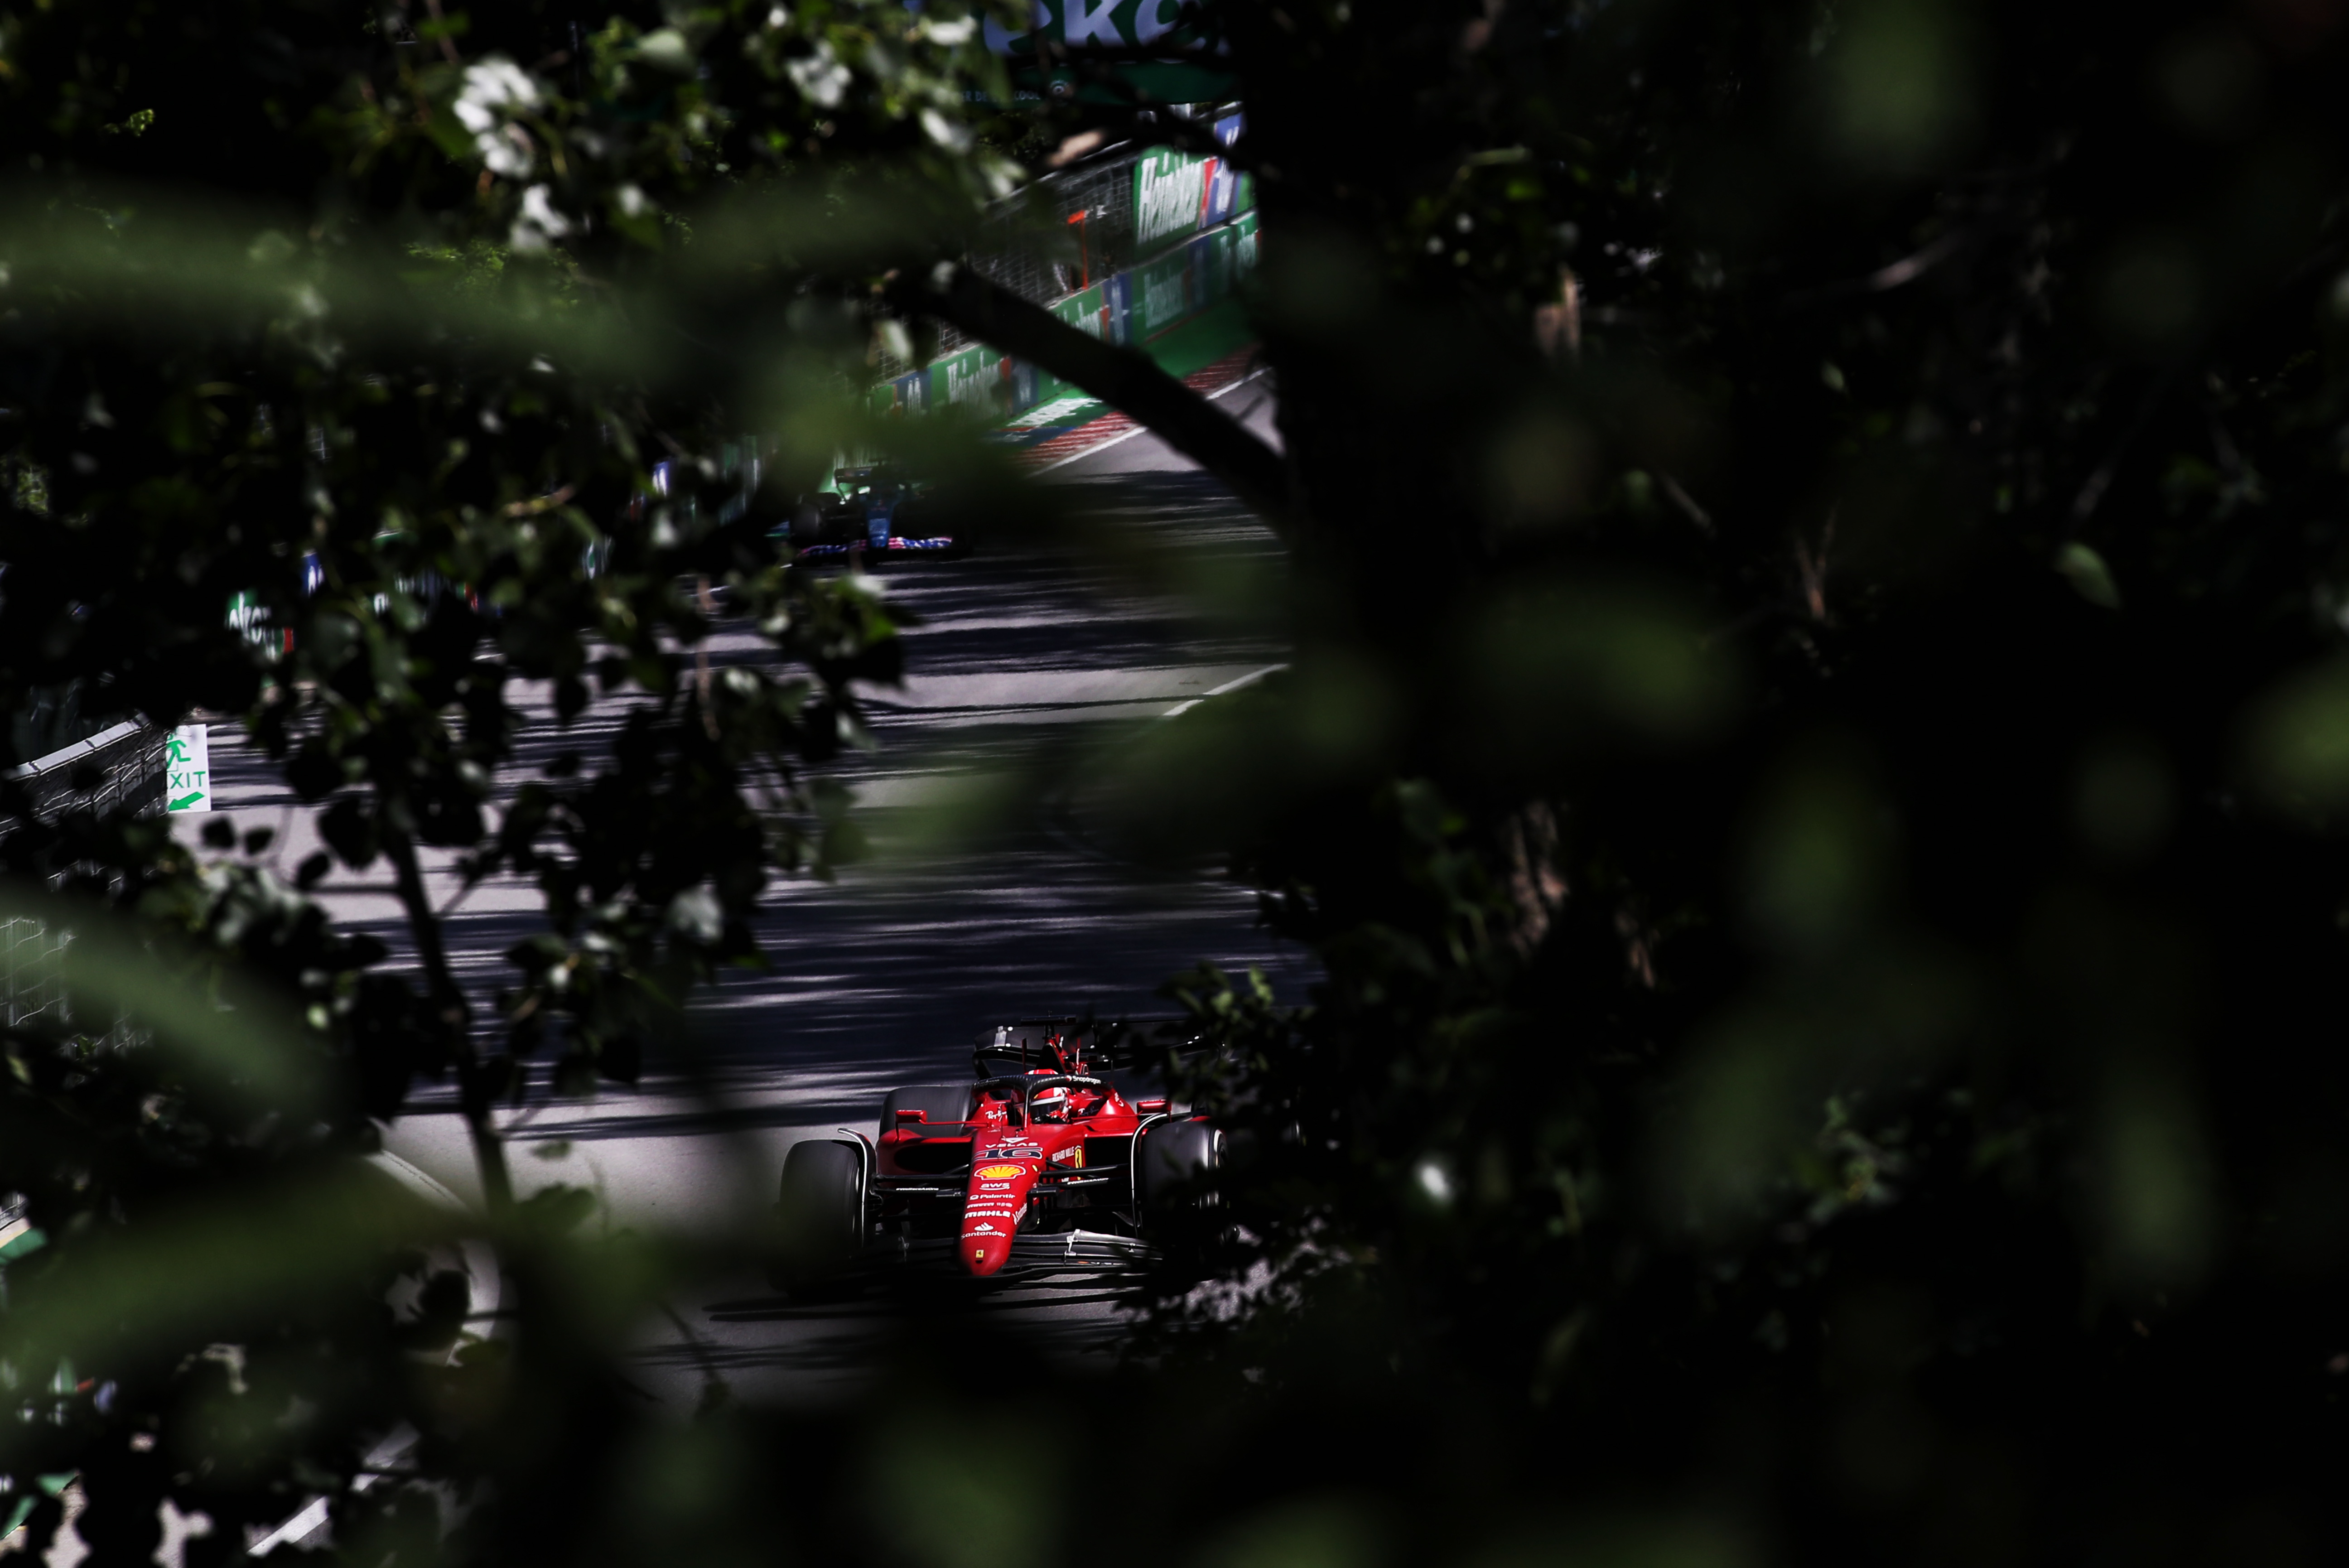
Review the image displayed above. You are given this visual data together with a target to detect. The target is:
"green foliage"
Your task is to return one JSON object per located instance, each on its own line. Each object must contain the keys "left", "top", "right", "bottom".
{"left": 1122, "top": 0, "right": 2349, "bottom": 1554}
{"left": 0, "top": 1, "right": 1027, "bottom": 1557}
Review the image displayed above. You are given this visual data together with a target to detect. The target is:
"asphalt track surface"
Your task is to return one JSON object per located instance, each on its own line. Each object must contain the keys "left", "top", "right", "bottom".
{"left": 189, "top": 380, "right": 1302, "bottom": 1404}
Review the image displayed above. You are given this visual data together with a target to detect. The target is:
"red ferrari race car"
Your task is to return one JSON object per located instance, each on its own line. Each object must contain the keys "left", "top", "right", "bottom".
{"left": 774, "top": 1019, "right": 1220, "bottom": 1291}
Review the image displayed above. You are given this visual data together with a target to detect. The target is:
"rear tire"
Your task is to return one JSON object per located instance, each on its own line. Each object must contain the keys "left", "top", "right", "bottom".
{"left": 774, "top": 1139, "right": 865, "bottom": 1295}
{"left": 820, "top": 502, "right": 866, "bottom": 545}
{"left": 787, "top": 499, "right": 822, "bottom": 546}
{"left": 878, "top": 1084, "right": 977, "bottom": 1143}
{"left": 1137, "top": 1119, "right": 1222, "bottom": 1214}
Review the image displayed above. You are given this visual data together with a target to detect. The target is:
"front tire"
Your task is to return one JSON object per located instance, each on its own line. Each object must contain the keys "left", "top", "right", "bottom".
{"left": 774, "top": 1139, "right": 865, "bottom": 1294}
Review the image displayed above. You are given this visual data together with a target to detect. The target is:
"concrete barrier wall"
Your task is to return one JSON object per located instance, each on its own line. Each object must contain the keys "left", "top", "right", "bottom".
{"left": 6, "top": 719, "right": 167, "bottom": 823}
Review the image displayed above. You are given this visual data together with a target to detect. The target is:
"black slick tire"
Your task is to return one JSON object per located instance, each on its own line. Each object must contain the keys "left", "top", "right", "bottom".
{"left": 774, "top": 1139, "right": 864, "bottom": 1296}
{"left": 878, "top": 1084, "right": 977, "bottom": 1143}
{"left": 1137, "top": 1119, "right": 1222, "bottom": 1212}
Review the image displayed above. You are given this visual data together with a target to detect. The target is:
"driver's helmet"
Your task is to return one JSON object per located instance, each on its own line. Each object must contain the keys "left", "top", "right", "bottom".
{"left": 1032, "top": 1083, "right": 1072, "bottom": 1123}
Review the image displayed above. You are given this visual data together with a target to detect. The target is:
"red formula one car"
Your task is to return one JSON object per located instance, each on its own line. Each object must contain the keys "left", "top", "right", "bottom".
{"left": 775, "top": 1020, "right": 1220, "bottom": 1290}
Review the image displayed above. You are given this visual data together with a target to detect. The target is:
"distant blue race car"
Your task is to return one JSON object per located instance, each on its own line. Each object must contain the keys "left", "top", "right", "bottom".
{"left": 782, "top": 465, "right": 969, "bottom": 563}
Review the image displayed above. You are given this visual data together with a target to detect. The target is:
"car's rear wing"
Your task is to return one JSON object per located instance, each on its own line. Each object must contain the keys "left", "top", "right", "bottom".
{"left": 972, "top": 1015, "right": 1206, "bottom": 1077}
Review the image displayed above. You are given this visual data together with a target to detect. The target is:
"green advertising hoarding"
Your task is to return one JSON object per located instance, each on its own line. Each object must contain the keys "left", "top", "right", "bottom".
{"left": 867, "top": 212, "right": 1259, "bottom": 432}
{"left": 1035, "top": 280, "right": 1118, "bottom": 401}
{"left": 1129, "top": 212, "right": 1257, "bottom": 341}
{"left": 1134, "top": 146, "right": 1253, "bottom": 256}
{"left": 1130, "top": 244, "right": 1196, "bottom": 342}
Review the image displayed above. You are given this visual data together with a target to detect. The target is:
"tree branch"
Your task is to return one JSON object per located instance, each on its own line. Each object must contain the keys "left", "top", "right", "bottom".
{"left": 385, "top": 823, "right": 515, "bottom": 1214}
{"left": 890, "top": 265, "right": 1293, "bottom": 536}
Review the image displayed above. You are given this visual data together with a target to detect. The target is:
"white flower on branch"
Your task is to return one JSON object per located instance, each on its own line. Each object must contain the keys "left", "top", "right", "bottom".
{"left": 787, "top": 43, "right": 851, "bottom": 109}
{"left": 512, "top": 184, "right": 574, "bottom": 253}
{"left": 920, "top": 107, "right": 972, "bottom": 152}
{"left": 454, "top": 58, "right": 542, "bottom": 178}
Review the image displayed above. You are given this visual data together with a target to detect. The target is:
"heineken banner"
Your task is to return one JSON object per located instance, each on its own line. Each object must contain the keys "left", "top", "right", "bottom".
{"left": 985, "top": 0, "right": 1236, "bottom": 104}
{"left": 1129, "top": 214, "right": 1257, "bottom": 340}
{"left": 873, "top": 366, "right": 929, "bottom": 417}
{"left": 930, "top": 342, "right": 1043, "bottom": 415}
{"left": 870, "top": 212, "right": 1257, "bottom": 423}
{"left": 1052, "top": 279, "right": 1119, "bottom": 346}
{"left": 868, "top": 279, "right": 1122, "bottom": 419}
{"left": 1135, "top": 147, "right": 1254, "bottom": 254}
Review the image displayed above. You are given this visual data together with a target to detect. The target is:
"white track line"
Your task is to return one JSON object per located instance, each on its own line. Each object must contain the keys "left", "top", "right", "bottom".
{"left": 1033, "top": 367, "right": 1272, "bottom": 476}
{"left": 1162, "top": 662, "right": 1286, "bottom": 719}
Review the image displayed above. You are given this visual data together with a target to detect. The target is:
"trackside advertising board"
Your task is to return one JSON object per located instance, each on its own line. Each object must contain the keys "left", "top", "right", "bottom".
{"left": 1129, "top": 213, "right": 1255, "bottom": 339}
{"left": 931, "top": 341, "right": 1044, "bottom": 416}
{"left": 1134, "top": 148, "right": 1252, "bottom": 254}
{"left": 872, "top": 282, "right": 1124, "bottom": 420}
{"left": 867, "top": 275, "right": 1119, "bottom": 418}
{"left": 868, "top": 213, "right": 1257, "bottom": 426}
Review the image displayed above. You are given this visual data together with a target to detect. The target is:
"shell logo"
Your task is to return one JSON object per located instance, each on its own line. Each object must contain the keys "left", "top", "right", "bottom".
{"left": 975, "top": 1163, "right": 1025, "bottom": 1180}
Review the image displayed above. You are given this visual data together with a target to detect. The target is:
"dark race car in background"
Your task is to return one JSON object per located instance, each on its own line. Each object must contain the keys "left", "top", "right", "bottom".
{"left": 774, "top": 1018, "right": 1220, "bottom": 1291}
{"left": 782, "top": 463, "right": 970, "bottom": 564}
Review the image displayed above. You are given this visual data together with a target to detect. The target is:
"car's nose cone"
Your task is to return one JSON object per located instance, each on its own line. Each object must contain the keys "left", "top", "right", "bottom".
{"left": 961, "top": 1158, "right": 1040, "bottom": 1277}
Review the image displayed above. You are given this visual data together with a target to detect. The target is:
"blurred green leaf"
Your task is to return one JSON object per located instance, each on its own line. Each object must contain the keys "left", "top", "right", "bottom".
{"left": 1657, "top": 942, "right": 1973, "bottom": 1235}
{"left": 1815, "top": 0, "right": 1978, "bottom": 176}
{"left": 1468, "top": 1515, "right": 1756, "bottom": 1568}
{"left": 1462, "top": 582, "right": 1739, "bottom": 764}
{"left": 1740, "top": 736, "right": 1894, "bottom": 955}
{"left": 2055, "top": 542, "right": 2123, "bottom": 609}
{"left": 0, "top": 1165, "right": 445, "bottom": 1429}
{"left": 2241, "top": 658, "right": 2349, "bottom": 820}
{"left": 1195, "top": 1497, "right": 1383, "bottom": 1568}
{"left": 2093, "top": 1071, "right": 2219, "bottom": 1289}
{"left": 3, "top": 884, "right": 320, "bottom": 1116}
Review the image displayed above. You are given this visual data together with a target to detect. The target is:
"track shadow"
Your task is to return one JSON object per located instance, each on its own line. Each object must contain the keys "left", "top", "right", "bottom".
{"left": 199, "top": 467, "right": 1310, "bottom": 1272}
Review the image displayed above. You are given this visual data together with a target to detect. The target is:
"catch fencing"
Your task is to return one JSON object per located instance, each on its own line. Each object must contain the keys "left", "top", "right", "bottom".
{"left": 1, "top": 718, "right": 171, "bottom": 1043}
{"left": 890, "top": 107, "right": 1251, "bottom": 374}
{"left": 874, "top": 117, "right": 1258, "bottom": 425}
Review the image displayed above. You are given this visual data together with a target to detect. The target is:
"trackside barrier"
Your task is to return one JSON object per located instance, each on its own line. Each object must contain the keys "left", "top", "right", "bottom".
{"left": 0, "top": 719, "right": 169, "bottom": 1046}
{"left": 5, "top": 719, "right": 168, "bottom": 825}
{"left": 1133, "top": 140, "right": 1252, "bottom": 255}
{"left": 870, "top": 210, "right": 1260, "bottom": 427}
